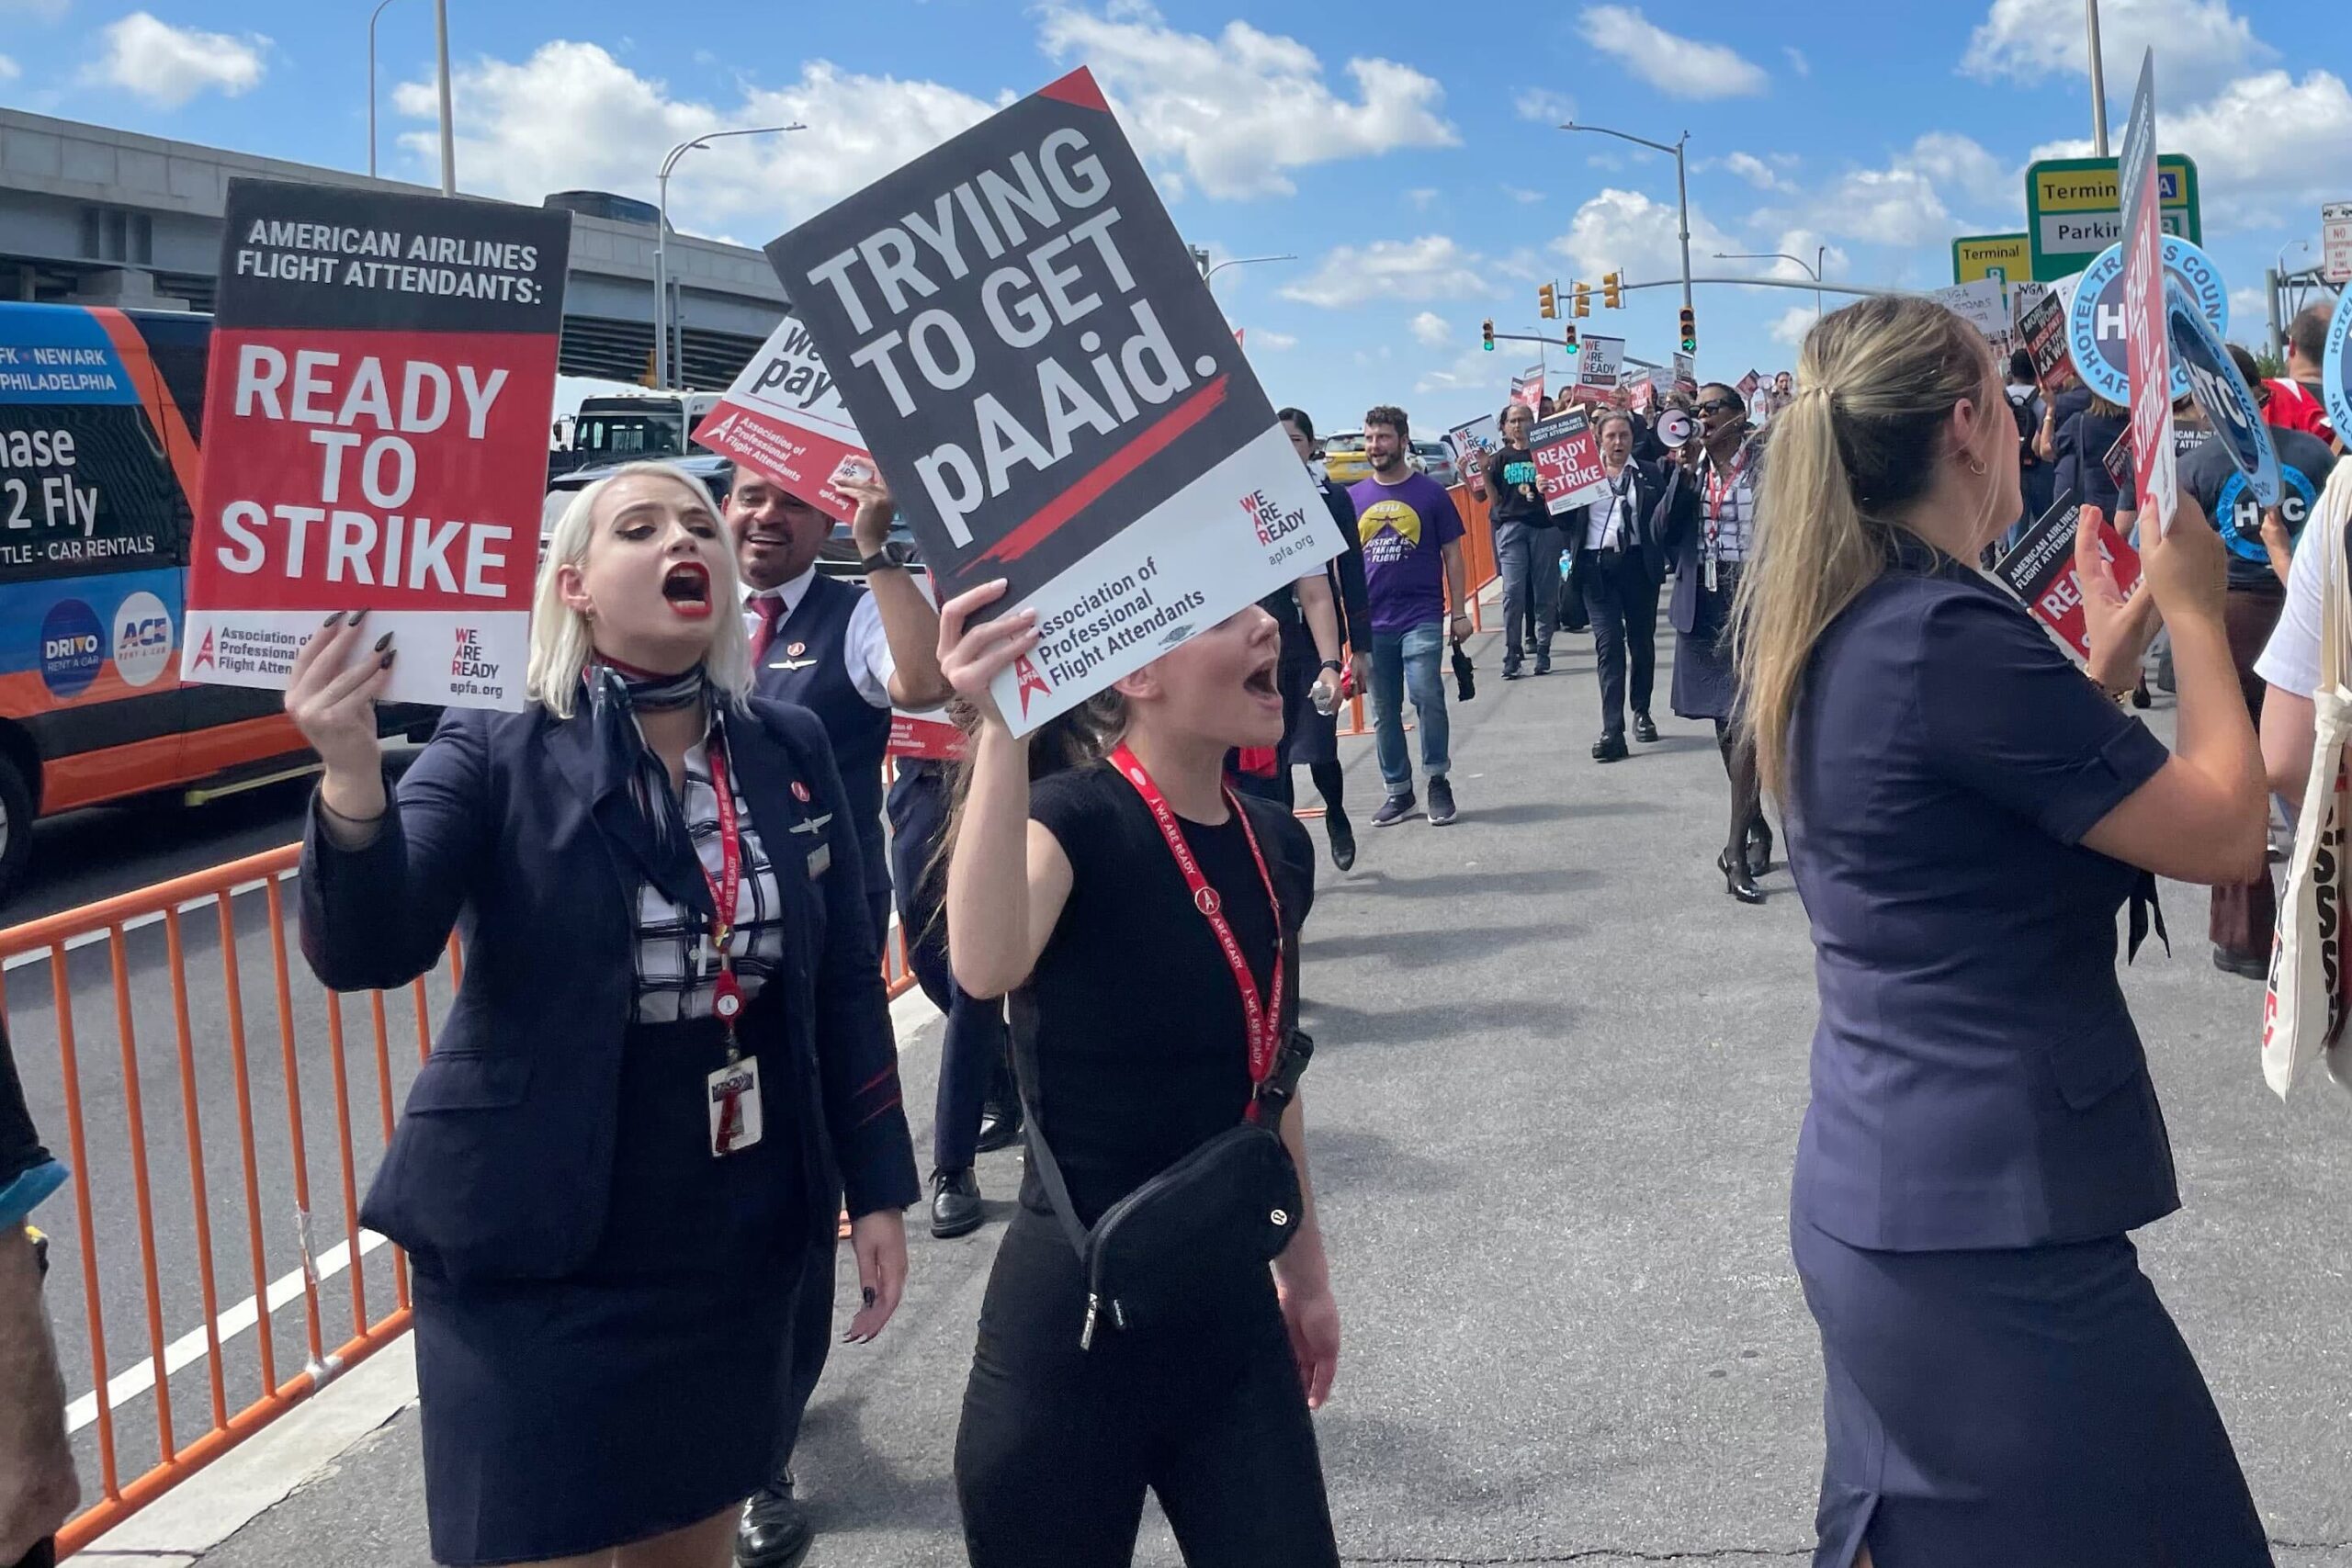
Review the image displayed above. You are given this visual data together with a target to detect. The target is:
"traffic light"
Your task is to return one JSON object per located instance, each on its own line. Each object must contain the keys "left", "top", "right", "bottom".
{"left": 1679, "top": 306, "right": 1697, "bottom": 354}
{"left": 1602, "top": 271, "right": 1623, "bottom": 310}
{"left": 1482, "top": 318, "right": 1495, "bottom": 352}
{"left": 1562, "top": 323, "right": 1579, "bottom": 355}
{"left": 1574, "top": 282, "right": 1591, "bottom": 319}
{"left": 1537, "top": 282, "right": 1558, "bottom": 320}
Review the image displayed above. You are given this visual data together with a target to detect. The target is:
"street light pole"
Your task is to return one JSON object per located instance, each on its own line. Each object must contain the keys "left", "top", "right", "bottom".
{"left": 367, "top": 0, "right": 402, "bottom": 180}
{"left": 2086, "top": 0, "right": 2110, "bottom": 155}
{"left": 1561, "top": 122, "right": 1693, "bottom": 310}
{"left": 1203, "top": 254, "right": 1297, "bottom": 286}
{"left": 1716, "top": 249, "right": 1824, "bottom": 319}
{"left": 655, "top": 125, "right": 804, "bottom": 389}
{"left": 432, "top": 0, "right": 455, "bottom": 196}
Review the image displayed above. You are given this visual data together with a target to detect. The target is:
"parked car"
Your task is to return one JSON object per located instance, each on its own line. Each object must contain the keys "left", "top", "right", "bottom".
{"left": 1320, "top": 430, "right": 1372, "bottom": 485}
{"left": 1411, "top": 440, "right": 1460, "bottom": 487}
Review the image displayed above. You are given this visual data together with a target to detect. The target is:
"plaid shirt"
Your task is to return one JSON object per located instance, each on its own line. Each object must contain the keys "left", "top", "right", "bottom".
{"left": 1701, "top": 434, "right": 1763, "bottom": 566}
{"left": 629, "top": 709, "right": 789, "bottom": 1025}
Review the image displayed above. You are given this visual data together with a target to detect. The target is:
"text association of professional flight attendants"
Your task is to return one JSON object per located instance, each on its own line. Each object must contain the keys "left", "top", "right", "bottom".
{"left": 285, "top": 463, "right": 920, "bottom": 1568}
{"left": 1743, "top": 294, "right": 2276, "bottom": 1565}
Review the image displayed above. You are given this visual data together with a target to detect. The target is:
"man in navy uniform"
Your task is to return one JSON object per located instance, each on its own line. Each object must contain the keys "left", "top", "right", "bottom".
{"left": 2, "top": 1018, "right": 75, "bottom": 1568}
{"left": 729, "top": 462, "right": 951, "bottom": 1568}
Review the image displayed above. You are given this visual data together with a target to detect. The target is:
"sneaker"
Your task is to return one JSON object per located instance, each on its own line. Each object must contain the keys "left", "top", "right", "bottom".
{"left": 1502, "top": 663, "right": 1524, "bottom": 681}
{"left": 929, "top": 1168, "right": 983, "bottom": 1239}
{"left": 1326, "top": 807, "right": 1357, "bottom": 871}
{"left": 1426, "top": 777, "right": 1457, "bottom": 826}
{"left": 1533, "top": 653, "right": 1552, "bottom": 675}
{"left": 1372, "top": 792, "right": 1417, "bottom": 827}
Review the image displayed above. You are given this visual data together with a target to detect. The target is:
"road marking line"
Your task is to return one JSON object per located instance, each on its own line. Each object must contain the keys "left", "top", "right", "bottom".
{"left": 66, "top": 1229, "right": 390, "bottom": 1434}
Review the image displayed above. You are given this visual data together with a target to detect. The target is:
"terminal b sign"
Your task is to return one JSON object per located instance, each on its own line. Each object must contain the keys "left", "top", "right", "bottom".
{"left": 2027, "top": 154, "right": 2200, "bottom": 278}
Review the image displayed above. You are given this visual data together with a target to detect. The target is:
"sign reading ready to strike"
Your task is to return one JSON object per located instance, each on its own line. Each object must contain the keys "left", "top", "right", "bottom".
{"left": 183, "top": 180, "right": 569, "bottom": 709}
{"left": 1530, "top": 408, "right": 1609, "bottom": 515}
{"left": 765, "top": 68, "right": 1342, "bottom": 735}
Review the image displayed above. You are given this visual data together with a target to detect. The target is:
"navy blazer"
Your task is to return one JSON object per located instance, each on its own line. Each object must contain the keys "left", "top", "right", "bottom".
{"left": 1566, "top": 457, "right": 1679, "bottom": 588}
{"left": 1785, "top": 544, "right": 2179, "bottom": 1251}
{"left": 300, "top": 695, "right": 920, "bottom": 1285}
{"left": 1660, "top": 456, "right": 1725, "bottom": 637}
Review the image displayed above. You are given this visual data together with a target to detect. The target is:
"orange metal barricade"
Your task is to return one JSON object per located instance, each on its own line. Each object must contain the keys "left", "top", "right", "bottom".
{"left": 12, "top": 837, "right": 921, "bottom": 1557}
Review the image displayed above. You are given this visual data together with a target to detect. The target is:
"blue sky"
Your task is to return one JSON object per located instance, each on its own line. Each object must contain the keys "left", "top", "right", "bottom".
{"left": 3, "top": 0, "right": 2346, "bottom": 434}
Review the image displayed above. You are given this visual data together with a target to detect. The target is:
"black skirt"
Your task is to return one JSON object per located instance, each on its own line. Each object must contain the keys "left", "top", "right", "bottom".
{"left": 412, "top": 1020, "right": 808, "bottom": 1566}
{"left": 1671, "top": 569, "right": 1741, "bottom": 723}
{"left": 1279, "top": 620, "right": 1339, "bottom": 768}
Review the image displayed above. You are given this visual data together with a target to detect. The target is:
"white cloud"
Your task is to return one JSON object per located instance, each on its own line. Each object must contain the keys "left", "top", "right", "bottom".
{"left": 1552, "top": 187, "right": 1741, "bottom": 282}
{"left": 1900, "top": 131, "right": 2014, "bottom": 213}
{"left": 1417, "top": 347, "right": 1514, "bottom": 397}
{"left": 1716, "top": 152, "right": 1792, "bottom": 192}
{"left": 0, "top": 55, "right": 17, "bottom": 81}
{"left": 1248, "top": 330, "right": 1297, "bottom": 351}
{"left": 1515, "top": 88, "right": 1574, "bottom": 124}
{"left": 1769, "top": 305, "right": 1820, "bottom": 346}
{"left": 1962, "top": 0, "right": 2267, "bottom": 101}
{"left": 1, "top": 0, "right": 71, "bottom": 19}
{"left": 393, "top": 45, "right": 997, "bottom": 228}
{"left": 1503, "top": 186, "right": 1545, "bottom": 205}
{"left": 2029, "top": 69, "right": 2352, "bottom": 226}
{"left": 1789, "top": 133, "right": 2015, "bottom": 247}
{"left": 1037, "top": 6, "right": 1456, "bottom": 199}
{"left": 1408, "top": 310, "right": 1453, "bottom": 348}
{"left": 1583, "top": 6, "right": 1769, "bottom": 99}
{"left": 1281, "top": 236, "right": 1494, "bottom": 309}
{"left": 1407, "top": 187, "right": 1440, "bottom": 210}
{"left": 85, "top": 12, "right": 266, "bottom": 107}
{"left": 1783, "top": 46, "right": 1811, "bottom": 77}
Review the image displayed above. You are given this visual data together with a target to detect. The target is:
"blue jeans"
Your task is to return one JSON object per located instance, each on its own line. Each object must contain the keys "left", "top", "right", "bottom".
{"left": 1370, "top": 621, "right": 1449, "bottom": 795}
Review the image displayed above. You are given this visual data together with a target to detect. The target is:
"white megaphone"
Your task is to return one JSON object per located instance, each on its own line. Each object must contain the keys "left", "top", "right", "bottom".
{"left": 1656, "top": 409, "right": 1696, "bottom": 447}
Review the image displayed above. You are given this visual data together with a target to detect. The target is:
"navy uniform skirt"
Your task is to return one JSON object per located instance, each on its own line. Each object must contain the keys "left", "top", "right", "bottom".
{"left": 1792, "top": 1219, "right": 2269, "bottom": 1568}
{"left": 412, "top": 1019, "right": 808, "bottom": 1566}
{"left": 1671, "top": 567, "right": 1741, "bottom": 723}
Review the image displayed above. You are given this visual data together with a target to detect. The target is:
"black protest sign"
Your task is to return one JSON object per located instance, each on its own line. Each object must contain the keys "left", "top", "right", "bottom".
{"left": 769, "top": 69, "right": 1293, "bottom": 604}
{"left": 2018, "top": 287, "right": 2069, "bottom": 394}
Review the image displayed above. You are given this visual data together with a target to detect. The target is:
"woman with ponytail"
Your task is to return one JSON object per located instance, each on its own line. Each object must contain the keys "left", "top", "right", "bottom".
{"left": 939, "top": 589, "right": 1340, "bottom": 1567}
{"left": 1736, "top": 297, "right": 2271, "bottom": 1567}
{"left": 288, "top": 462, "right": 917, "bottom": 1568}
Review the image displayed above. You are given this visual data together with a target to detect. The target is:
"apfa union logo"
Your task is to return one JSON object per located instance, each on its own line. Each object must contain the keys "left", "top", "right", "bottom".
{"left": 39, "top": 598, "right": 105, "bottom": 700}
{"left": 1012, "top": 652, "right": 1053, "bottom": 716}
{"left": 1241, "top": 488, "right": 1310, "bottom": 548}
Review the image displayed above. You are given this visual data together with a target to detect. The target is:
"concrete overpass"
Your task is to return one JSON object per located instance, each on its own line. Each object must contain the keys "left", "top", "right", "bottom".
{"left": 0, "top": 107, "right": 786, "bottom": 388}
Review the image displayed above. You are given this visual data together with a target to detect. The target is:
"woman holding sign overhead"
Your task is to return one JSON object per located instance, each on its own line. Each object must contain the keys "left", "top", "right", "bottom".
{"left": 1735, "top": 296, "right": 2270, "bottom": 1567}
{"left": 939, "top": 589, "right": 1340, "bottom": 1568}
{"left": 288, "top": 461, "right": 918, "bottom": 1568}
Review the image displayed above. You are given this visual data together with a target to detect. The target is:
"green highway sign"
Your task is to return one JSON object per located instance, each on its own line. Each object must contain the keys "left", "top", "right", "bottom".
{"left": 2027, "top": 154, "right": 2200, "bottom": 278}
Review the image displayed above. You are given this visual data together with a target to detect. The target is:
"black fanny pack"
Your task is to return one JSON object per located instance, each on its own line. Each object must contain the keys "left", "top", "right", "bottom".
{"left": 1010, "top": 930, "right": 1312, "bottom": 1349}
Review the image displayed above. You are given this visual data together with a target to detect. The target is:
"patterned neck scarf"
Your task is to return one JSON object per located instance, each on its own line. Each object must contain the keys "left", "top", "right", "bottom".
{"left": 587, "top": 659, "right": 712, "bottom": 852}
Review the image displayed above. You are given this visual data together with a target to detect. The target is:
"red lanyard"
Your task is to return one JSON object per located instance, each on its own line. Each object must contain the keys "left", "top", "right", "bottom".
{"left": 1109, "top": 743, "right": 1284, "bottom": 1108}
{"left": 698, "top": 731, "right": 747, "bottom": 1034}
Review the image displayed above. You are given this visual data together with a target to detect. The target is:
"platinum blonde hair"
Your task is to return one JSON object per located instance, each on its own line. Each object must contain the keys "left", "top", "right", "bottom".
{"left": 526, "top": 460, "right": 754, "bottom": 719}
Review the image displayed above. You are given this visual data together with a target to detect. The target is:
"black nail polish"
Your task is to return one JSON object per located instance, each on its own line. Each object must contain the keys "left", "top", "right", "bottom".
{"left": 374, "top": 631, "right": 394, "bottom": 652}
{"left": 348, "top": 607, "right": 368, "bottom": 626}
{"left": 379, "top": 650, "right": 396, "bottom": 669}
{"left": 322, "top": 611, "right": 344, "bottom": 628}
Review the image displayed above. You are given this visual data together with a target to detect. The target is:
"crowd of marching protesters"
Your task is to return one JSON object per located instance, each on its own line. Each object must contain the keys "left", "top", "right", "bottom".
{"left": 2, "top": 281, "right": 2346, "bottom": 1568}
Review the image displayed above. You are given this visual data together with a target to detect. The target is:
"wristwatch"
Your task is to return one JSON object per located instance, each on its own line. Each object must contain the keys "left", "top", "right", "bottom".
{"left": 858, "top": 543, "right": 913, "bottom": 575}
{"left": 1319, "top": 659, "right": 1343, "bottom": 673}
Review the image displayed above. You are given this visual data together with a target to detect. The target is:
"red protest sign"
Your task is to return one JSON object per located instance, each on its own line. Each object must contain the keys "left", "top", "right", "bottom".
{"left": 183, "top": 180, "right": 569, "bottom": 710}
{"left": 888, "top": 710, "right": 967, "bottom": 761}
{"left": 1530, "top": 407, "right": 1608, "bottom": 515}
{"left": 1994, "top": 491, "right": 2141, "bottom": 660}
{"left": 693, "top": 317, "right": 872, "bottom": 524}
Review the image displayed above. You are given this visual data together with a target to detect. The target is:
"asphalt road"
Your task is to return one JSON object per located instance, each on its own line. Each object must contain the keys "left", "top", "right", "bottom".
{"left": 56, "top": 613, "right": 2352, "bottom": 1566}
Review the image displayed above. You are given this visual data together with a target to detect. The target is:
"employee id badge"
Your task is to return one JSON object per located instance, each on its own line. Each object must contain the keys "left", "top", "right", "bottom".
{"left": 707, "top": 1055, "right": 764, "bottom": 1156}
{"left": 1705, "top": 557, "right": 1719, "bottom": 592}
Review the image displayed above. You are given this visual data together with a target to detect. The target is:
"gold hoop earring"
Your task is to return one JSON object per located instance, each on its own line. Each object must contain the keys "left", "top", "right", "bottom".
{"left": 1966, "top": 457, "right": 1987, "bottom": 477}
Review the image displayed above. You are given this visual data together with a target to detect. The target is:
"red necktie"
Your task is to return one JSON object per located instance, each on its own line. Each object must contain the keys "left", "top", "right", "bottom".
{"left": 748, "top": 594, "right": 784, "bottom": 662}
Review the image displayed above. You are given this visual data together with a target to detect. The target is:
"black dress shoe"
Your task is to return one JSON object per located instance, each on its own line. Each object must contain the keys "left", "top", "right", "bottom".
{"left": 1326, "top": 808, "right": 1357, "bottom": 871}
{"left": 1592, "top": 733, "right": 1629, "bottom": 762}
{"left": 739, "top": 1474, "right": 814, "bottom": 1568}
{"left": 1718, "top": 851, "right": 1765, "bottom": 905}
{"left": 974, "top": 1101, "right": 1023, "bottom": 1154}
{"left": 930, "top": 1168, "right": 983, "bottom": 1239}
{"left": 1746, "top": 818, "right": 1775, "bottom": 876}
{"left": 1633, "top": 713, "right": 1658, "bottom": 743}
{"left": 2212, "top": 945, "right": 2268, "bottom": 981}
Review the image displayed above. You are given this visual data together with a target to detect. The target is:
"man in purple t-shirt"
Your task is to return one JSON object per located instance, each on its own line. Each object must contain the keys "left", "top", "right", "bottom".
{"left": 1350, "top": 404, "right": 1470, "bottom": 825}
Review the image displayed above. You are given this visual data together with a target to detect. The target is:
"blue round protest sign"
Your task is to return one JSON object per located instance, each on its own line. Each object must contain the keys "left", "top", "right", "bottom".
{"left": 2165, "top": 275, "right": 2281, "bottom": 508}
{"left": 2065, "top": 237, "right": 2227, "bottom": 407}
{"left": 2325, "top": 286, "right": 2352, "bottom": 449}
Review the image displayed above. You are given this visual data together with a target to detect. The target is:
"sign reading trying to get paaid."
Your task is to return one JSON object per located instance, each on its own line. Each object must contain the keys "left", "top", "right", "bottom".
{"left": 765, "top": 67, "right": 1343, "bottom": 734}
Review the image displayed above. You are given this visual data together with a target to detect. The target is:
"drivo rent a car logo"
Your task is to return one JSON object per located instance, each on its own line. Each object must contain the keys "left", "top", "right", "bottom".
{"left": 111, "top": 591, "right": 174, "bottom": 689}
{"left": 40, "top": 598, "right": 106, "bottom": 700}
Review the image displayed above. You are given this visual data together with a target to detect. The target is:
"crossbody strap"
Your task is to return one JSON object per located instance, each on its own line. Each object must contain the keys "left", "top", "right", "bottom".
{"left": 1007, "top": 923, "right": 1306, "bottom": 1264}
